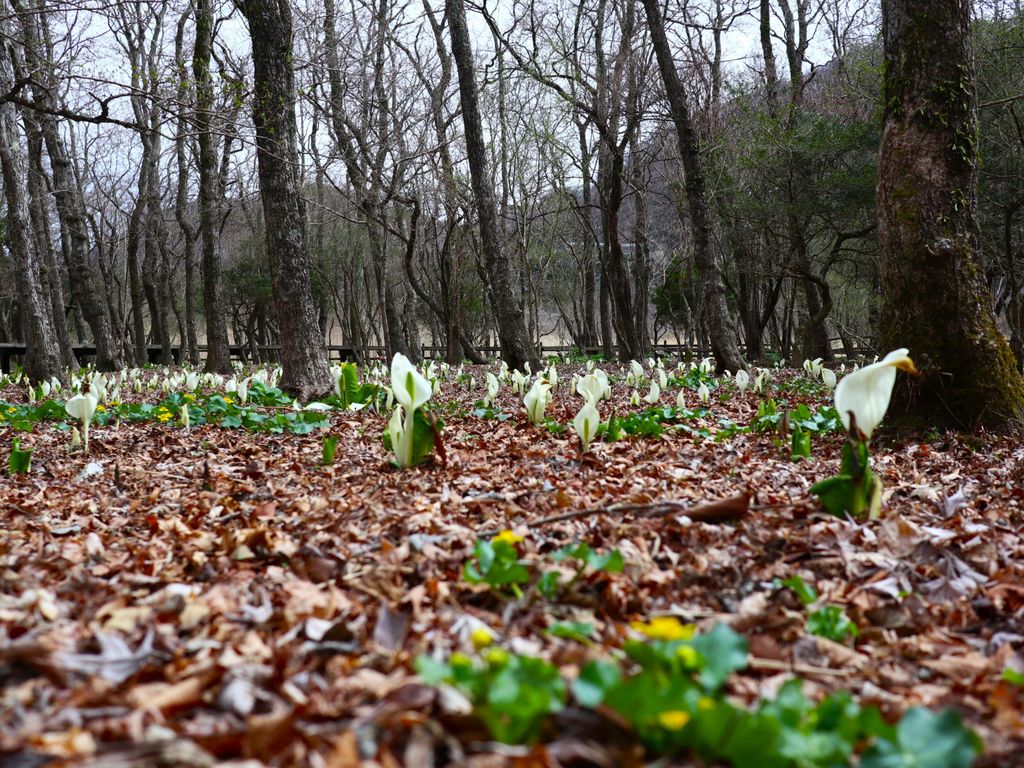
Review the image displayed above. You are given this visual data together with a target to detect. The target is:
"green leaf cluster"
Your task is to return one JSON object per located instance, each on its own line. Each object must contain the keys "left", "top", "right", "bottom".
{"left": 415, "top": 650, "right": 565, "bottom": 744}
{"left": 417, "top": 623, "right": 981, "bottom": 766}
{"left": 811, "top": 435, "right": 881, "bottom": 519}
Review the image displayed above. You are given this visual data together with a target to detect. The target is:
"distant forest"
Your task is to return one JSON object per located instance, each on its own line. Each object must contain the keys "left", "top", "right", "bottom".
{"left": 0, "top": 0, "right": 1022, "bottom": 375}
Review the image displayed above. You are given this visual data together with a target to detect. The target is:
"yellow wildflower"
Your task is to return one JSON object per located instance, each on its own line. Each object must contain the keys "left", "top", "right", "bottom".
{"left": 630, "top": 616, "right": 696, "bottom": 642}
{"left": 484, "top": 647, "right": 509, "bottom": 666}
{"left": 157, "top": 412, "right": 173, "bottom": 422}
{"left": 95, "top": 404, "right": 105, "bottom": 412}
{"left": 223, "top": 396, "right": 234, "bottom": 405}
{"left": 470, "top": 627, "right": 495, "bottom": 650}
{"left": 492, "top": 529, "right": 524, "bottom": 546}
{"left": 657, "top": 710, "right": 691, "bottom": 731}
{"left": 182, "top": 393, "right": 195, "bottom": 402}
{"left": 676, "top": 644, "right": 699, "bottom": 666}
{"left": 697, "top": 696, "right": 715, "bottom": 711}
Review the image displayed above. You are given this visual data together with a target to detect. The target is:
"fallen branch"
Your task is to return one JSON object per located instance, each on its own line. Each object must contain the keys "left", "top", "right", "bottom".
{"left": 478, "top": 490, "right": 753, "bottom": 538}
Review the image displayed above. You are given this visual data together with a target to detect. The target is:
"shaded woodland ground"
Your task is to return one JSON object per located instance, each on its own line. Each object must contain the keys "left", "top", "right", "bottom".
{"left": 1, "top": 360, "right": 1022, "bottom": 766}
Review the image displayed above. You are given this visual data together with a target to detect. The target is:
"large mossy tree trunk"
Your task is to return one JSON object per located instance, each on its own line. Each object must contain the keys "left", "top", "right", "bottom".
{"left": 446, "top": 0, "right": 537, "bottom": 372}
{"left": 237, "top": 0, "right": 331, "bottom": 400}
{"left": 879, "top": 0, "right": 1024, "bottom": 428}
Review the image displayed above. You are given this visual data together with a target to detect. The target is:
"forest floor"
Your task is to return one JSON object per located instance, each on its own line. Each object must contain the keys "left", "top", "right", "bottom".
{"left": 0, "top": 362, "right": 1022, "bottom": 767}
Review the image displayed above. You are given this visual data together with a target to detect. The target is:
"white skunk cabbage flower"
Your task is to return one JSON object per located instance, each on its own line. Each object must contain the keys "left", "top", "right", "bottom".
{"left": 546, "top": 365, "right": 558, "bottom": 388}
{"left": 510, "top": 369, "right": 528, "bottom": 395}
{"left": 576, "top": 373, "right": 604, "bottom": 405}
{"left": 630, "top": 390, "right": 641, "bottom": 407}
{"left": 65, "top": 393, "right": 98, "bottom": 454}
{"left": 754, "top": 369, "right": 769, "bottom": 393}
{"left": 523, "top": 379, "right": 551, "bottom": 425}
{"left": 389, "top": 353, "right": 433, "bottom": 467}
{"left": 593, "top": 369, "right": 611, "bottom": 400}
{"left": 237, "top": 378, "right": 251, "bottom": 405}
{"left": 676, "top": 389, "right": 687, "bottom": 410}
{"left": 821, "top": 368, "right": 837, "bottom": 391}
{"left": 27, "top": 386, "right": 35, "bottom": 404}
{"left": 181, "top": 402, "right": 191, "bottom": 430}
{"left": 658, "top": 369, "right": 668, "bottom": 390}
{"left": 643, "top": 381, "right": 661, "bottom": 404}
{"left": 391, "top": 353, "right": 431, "bottom": 412}
{"left": 699, "top": 357, "right": 714, "bottom": 375}
{"left": 484, "top": 372, "right": 500, "bottom": 407}
{"left": 735, "top": 369, "right": 750, "bottom": 394}
{"left": 834, "top": 348, "right": 916, "bottom": 440}
{"left": 630, "top": 360, "right": 644, "bottom": 380}
{"left": 70, "top": 426, "right": 81, "bottom": 451}
{"left": 697, "top": 383, "right": 711, "bottom": 404}
{"left": 40, "top": 380, "right": 51, "bottom": 398}
{"left": 573, "top": 401, "right": 600, "bottom": 452}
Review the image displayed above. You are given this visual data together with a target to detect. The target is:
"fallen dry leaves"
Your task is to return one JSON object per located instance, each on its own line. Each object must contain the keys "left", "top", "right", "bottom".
{"left": 1, "top": 364, "right": 1022, "bottom": 767}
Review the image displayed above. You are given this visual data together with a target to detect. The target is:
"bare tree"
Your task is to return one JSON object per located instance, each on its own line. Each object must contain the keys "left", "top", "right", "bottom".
{"left": 0, "top": 4, "right": 63, "bottom": 382}
{"left": 641, "top": 0, "right": 746, "bottom": 372}
{"left": 445, "top": 0, "right": 537, "bottom": 370}
{"left": 236, "top": 0, "right": 332, "bottom": 398}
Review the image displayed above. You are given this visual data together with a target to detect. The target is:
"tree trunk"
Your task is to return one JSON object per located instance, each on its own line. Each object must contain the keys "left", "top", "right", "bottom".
{"left": 446, "top": 0, "right": 537, "bottom": 371}
{"left": 640, "top": 0, "right": 745, "bottom": 372}
{"left": 194, "top": 0, "right": 232, "bottom": 373}
{"left": 879, "top": 0, "right": 1024, "bottom": 428}
{"left": 174, "top": 8, "right": 200, "bottom": 365}
{"left": 0, "top": 23, "right": 62, "bottom": 382}
{"left": 238, "top": 0, "right": 331, "bottom": 399}
{"left": 24, "top": 120, "right": 73, "bottom": 370}
{"left": 15, "top": 0, "right": 120, "bottom": 370}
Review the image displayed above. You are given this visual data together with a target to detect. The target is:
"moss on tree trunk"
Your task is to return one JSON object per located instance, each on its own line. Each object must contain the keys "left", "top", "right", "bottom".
{"left": 878, "top": 0, "right": 1024, "bottom": 429}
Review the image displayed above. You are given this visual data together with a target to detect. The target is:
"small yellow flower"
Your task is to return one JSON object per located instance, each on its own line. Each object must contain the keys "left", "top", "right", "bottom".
{"left": 484, "top": 647, "right": 510, "bottom": 666}
{"left": 223, "top": 396, "right": 234, "bottom": 405}
{"left": 657, "top": 710, "right": 691, "bottom": 731}
{"left": 95, "top": 404, "right": 105, "bottom": 412}
{"left": 470, "top": 627, "right": 495, "bottom": 650}
{"left": 182, "top": 393, "right": 195, "bottom": 402}
{"left": 450, "top": 652, "right": 473, "bottom": 668}
{"left": 108, "top": 400, "right": 120, "bottom": 407}
{"left": 157, "top": 412, "right": 173, "bottom": 422}
{"left": 676, "top": 644, "right": 699, "bottom": 666}
{"left": 630, "top": 616, "right": 696, "bottom": 642}
{"left": 697, "top": 696, "right": 715, "bottom": 711}
{"left": 492, "top": 529, "right": 524, "bottom": 546}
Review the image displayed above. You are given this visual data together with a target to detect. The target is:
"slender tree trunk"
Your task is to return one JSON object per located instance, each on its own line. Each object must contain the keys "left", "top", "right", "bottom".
{"left": 879, "top": 0, "right": 1024, "bottom": 428}
{"left": 0, "top": 23, "right": 62, "bottom": 382}
{"left": 24, "top": 121, "right": 73, "bottom": 369}
{"left": 194, "top": 0, "right": 231, "bottom": 373}
{"left": 125, "top": 173, "right": 148, "bottom": 365}
{"left": 15, "top": 0, "right": 120, "bottom": 370}
{"left": 237, "top": 0, "right": 331, "bottom": 399}
{"left": 446, "top": 0, "right": 537, "bottom": 371}
{"left": 174, "top": 9, "right": 200, "bottom": 365}
{"left": 640, "top": 0, "right": 745, "bottom": 372}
